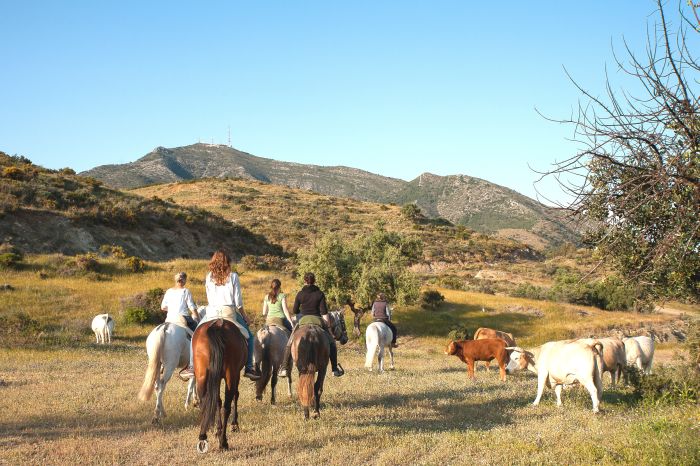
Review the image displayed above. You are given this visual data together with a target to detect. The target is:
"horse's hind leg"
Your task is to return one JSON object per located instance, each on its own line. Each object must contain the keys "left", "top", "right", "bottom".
{"left": 231, "top": 376, "right": 240, "bottom": 432}
{"left": 389, "top": 345, "right": 395, "bottom": 370}
{"left": 270, "top": 368, "right": 278, "bottom": 405}
{"left": 219, "top": 378, "right": 235, "bottom": 450}
{"left": 312, "top": 370, "right": 326, "bottom": 419}
{"left": 378, "top": 345, "right": 385, "bottom": 373}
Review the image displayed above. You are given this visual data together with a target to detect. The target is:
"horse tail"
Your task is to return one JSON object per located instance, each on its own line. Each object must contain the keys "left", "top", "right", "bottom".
{"left": 105, "top": 314, "right": 112, "bottom": 343}
{"left": 255, "top": 331, "right": 272, "bottom": 397}
{"left": 138, "top": 324, "right": 166, "bottom": 401}
{"left": 199, "top": 323, "right": 226, "bottom": 436}
{"left": 365, "top": 324, "right": 377, "bottom": 369}
{"left": 298, "top": 371, "right": 315, "bottom": 408}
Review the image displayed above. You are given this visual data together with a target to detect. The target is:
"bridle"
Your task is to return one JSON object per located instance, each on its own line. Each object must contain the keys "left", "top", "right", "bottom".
{"left": 328, "top": 311, "right": 347, "bottom": 342}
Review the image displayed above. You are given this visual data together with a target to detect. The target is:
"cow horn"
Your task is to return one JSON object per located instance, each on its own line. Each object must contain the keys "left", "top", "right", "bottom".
{"left": 506, "top": 346, "right": 524, "bottom": 353}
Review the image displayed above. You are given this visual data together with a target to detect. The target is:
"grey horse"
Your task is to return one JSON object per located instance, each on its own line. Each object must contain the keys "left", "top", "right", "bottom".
{"left": 254, "top": 324, "right": 292, "bottom": 404}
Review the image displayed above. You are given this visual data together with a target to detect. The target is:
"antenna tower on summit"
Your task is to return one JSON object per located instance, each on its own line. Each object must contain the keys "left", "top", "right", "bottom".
{"left": 228, "top": 126, "right": 231, "bottom": 147}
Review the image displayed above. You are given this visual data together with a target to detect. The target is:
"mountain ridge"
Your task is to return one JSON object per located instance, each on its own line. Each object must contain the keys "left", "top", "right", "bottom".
{"left": 81, "top": 143, "right": 578, "bottom": 248}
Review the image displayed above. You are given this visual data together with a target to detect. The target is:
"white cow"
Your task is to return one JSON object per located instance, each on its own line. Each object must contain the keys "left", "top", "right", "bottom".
{"left": 578, "top": 337, "right": 626, "bottom": 387}
{"left": 91, "top": 314, "right": 114, "bottom": 344}
{"left": 623, "top": 335, "right": 655, "bottom": 374}
{"left": 507, "top": 339, "right": 604, "bottom": 413}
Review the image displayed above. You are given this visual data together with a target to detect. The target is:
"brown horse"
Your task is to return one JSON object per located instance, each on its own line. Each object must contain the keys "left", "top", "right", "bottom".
{"left": 292, "top": 310, "right": 348, "bottom": 419}
{"left": 193, "top": 319, "right": 247, "bottom": 453}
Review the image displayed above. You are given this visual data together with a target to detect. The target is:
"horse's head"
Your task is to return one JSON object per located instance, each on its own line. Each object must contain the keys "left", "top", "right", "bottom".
{"left": 329, "top": 310, "right": 348, "bottom": 345}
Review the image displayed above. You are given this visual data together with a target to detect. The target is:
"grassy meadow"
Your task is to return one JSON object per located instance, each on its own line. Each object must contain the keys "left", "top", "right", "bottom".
{"left": 1, "top": 256, "right": 699, "bottom": 465}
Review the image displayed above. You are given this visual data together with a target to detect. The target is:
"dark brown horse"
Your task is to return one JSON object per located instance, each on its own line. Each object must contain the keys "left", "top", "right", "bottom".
{"left": 193, "top": 319, "right": 247, "bottom": 453}
{"left": 291, "top": 310, "right": 348, "bottom": 419}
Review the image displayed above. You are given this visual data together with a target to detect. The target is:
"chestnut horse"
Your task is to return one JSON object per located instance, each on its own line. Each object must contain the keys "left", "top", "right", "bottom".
{"left": 193, "top": 319, "right": 247, "bottom": 453}
{"left": 292, "top": 310, "right": 348, "bottom": 419}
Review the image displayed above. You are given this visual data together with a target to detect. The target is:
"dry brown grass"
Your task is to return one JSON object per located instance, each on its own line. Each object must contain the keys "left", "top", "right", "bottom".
{"left": 1, "top": 257, "right": 698, "bottom": 465}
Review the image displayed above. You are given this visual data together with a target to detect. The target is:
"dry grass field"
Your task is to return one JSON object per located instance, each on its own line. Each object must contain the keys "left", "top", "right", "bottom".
{"left": 1, "top": 257, "right": 699, "bottom": 465}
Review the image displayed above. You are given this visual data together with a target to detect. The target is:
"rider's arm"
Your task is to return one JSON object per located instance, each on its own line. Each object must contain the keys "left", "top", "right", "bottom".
{"left": 185, "top": 289, "right": 198, "bottom": 320}
{"left": 292, "top": 292, "right": 301, "bottom": 315}
{"left": 282, "top": 295, "right": 293, "bottom": 322}
{"left": 262, "top": 298, "right": 268, "bottom": 317}
{"left": 160, "top": 290, "right": 168, "bottom": 312}
{"left": 387, "top": 304, "right": 392, "bottom": 321}
{"left": 232, "top": 273, "right": 243, "bottom": 310}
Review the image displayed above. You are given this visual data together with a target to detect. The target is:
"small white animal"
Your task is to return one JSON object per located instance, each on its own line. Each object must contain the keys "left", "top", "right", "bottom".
{"left": 91, "top": 313, "right": 115, "bottom": 344}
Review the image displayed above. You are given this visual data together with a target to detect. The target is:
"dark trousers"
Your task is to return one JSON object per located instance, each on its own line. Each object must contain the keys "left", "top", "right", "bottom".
{"left": 184, "top": 316, "right": 198, "bottom": 332}
{"left": 375, "top": 318, "right": 397, "bottom": 344}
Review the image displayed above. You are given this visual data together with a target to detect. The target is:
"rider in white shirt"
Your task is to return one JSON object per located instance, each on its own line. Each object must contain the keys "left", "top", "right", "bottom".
{"left": 160, "top": 272, "right": 198, "bottom": 331}
{"left": 179, "top": 250, "right": 261, "bottom": 381}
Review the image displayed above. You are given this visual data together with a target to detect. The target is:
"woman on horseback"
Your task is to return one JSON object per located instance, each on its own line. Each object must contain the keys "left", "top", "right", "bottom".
{"left": 371, "top": 292, "right": 398, "bottom": 348}
{"left": 160, "top": 272, "right": 199, "bottom": 331}
{"left": 262, "top": 278, "right": 293, "bottom": 332}
{"left": 278, "top": 272, "right": 344, "bottom": 378}
{"left": 180, "top": 250, "right": 261, "bottom": 381}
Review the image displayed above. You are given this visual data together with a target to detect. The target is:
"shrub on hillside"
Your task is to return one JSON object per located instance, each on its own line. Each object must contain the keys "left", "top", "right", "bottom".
{"left": 120, "top": 288, "right": 164, "bottom": 325}
{"left": 420, "top": 290, "right": 445, "bottom": 310}
{"left": 512, "top": 283, "right": 546, "bottom": 300}
{"left": 0, "top": 243, "right": 23, "bottom": 269}
{"left": 99, "top": 244, "right": 128, "bottom": 259}
{"left": 125, "top": 256, "right": 146, "bottom": 273}
{"left": 75, "top": 253, "right": 100, "bottom": 273}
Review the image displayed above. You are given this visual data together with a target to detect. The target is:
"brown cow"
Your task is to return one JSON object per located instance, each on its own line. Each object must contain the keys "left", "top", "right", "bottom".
{"left": 444, "top": 338, "right": 510, "bottom": 382}
{"left": 473, "top": 327, "right": 517, "bottom": 371}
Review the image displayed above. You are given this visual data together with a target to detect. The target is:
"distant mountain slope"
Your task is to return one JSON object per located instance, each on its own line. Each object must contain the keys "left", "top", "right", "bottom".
{"left": 0, "top": 152, "right": 281, "bottom": 260}
{"left": 82, "top": 143, "right": 578, "bottom": 248}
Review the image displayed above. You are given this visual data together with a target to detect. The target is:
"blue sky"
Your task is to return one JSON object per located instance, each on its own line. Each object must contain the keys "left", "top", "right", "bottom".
{"left": 0, "top": 1, "right": 683, "bottom": 203}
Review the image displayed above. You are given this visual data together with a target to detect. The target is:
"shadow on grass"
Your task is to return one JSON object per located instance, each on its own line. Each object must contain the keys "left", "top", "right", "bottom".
{"left": 399, "top": 304, "right": 538, "bottom": 339}
{"left": 340, "top": 386, "right": 528, "bottom": 432}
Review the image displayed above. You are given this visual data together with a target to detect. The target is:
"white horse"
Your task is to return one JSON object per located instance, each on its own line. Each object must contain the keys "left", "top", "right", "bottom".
{"left": 365, "top": 321, "right": 395, "bottom": 373}
{"left": 91, "top": 314, "right": 114, "bottom": 344}
{"left": 137, "top": 322, "right": 196, "bottom": 424}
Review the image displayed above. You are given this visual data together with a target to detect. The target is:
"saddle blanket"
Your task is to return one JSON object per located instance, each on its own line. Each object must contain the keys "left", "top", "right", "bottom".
{"left": 298, "top": 315, "right": 323, "bottom": 328}
{"left": 164, "top": 315, "right": 195, "bottom": 337}
{"left": 199, "top": 305, "right": 250, "bottom": 340}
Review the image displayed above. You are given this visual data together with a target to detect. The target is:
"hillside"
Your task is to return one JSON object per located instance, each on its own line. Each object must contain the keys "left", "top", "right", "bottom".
{"left": 82, "top": 143, "right": 578, "bottom": 248}
{"left": 0, "top": 152, "right": 281, "bottom": 260}
{"left": 131, "top": 177, "right": 541, "bottom": 267}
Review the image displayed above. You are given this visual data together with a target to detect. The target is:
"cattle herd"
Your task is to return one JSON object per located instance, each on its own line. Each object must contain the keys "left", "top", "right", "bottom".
{"left": 445, "top": 327, "right": 655, "bottom": 413}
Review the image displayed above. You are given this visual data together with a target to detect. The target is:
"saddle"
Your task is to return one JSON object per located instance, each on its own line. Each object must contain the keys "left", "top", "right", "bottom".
{"left": 164, "top": 316, "right": 195, "bottom": 338}
{"left": 200, "top": 305, "right": 250, "bottom": 340}
{"left": 265, "top": 317, "right": 291, "bottom": 336}
{"left": 298, "top": 315, "right": 324, "bottom": 328}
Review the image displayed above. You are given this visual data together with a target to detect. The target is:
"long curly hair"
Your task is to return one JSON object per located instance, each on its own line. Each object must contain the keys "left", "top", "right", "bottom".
{"left": 209, "top": 250, "right": 232, "bottom": 286}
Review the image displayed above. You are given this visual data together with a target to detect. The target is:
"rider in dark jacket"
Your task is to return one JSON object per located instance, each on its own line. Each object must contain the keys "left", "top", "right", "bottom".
{"left": 372, "top": 293, "right": 398, "bottom": 347}
{"left": 278, "top": 272, "right": 344, "bottom": 377}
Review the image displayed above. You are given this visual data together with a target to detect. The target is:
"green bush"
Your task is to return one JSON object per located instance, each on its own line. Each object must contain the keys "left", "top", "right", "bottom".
{"left": 420, "top": 290, "right": 445, "bottom": 310}
{"left": 0, "top": 253, "right": 22, "bottom": 269}
{"left": 447, "top": 324, "right": 471, "bottom": 340}
{"left": 122, "top": 307, "right": 151, "bottom": 325}
{"left": 512, "top": 283, "right": 546, "bottom": 300}
{"left": 629, "top": 365, "right": 700, "bottom": 406}
{"left": 120, "top": 288, "right": 164, "bottom": 324}
{"left": 99, "top": 244, "right": 128, "bottom": 259}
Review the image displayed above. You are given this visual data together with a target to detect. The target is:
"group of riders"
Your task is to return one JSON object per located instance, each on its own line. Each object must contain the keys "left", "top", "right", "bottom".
{"left": 159, "top": 249, "right": 399, "bottom": 382}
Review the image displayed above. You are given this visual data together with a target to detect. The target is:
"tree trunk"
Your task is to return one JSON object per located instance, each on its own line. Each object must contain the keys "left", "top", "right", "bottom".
{"left": 346, "top": 300, "right": 366, "bottom": 336}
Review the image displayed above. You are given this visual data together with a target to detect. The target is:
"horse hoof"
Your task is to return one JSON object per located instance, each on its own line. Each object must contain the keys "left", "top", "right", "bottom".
{"left": 255, "top": 395, "right": 262, "bottom": 402}
{"left": 312, "top": 411, "right": 320, "bottom": 419}
{"left": 151, "top": 417, "right": 161, "bottom": 426}
{"left": 231, "top": 424, "right": 240, "bottom": 432}
{"left": 221, "top": 442, "right": 229, "bottom": 450}
{"left": 196, "top": 440, "right": 209, "bottom": 454}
